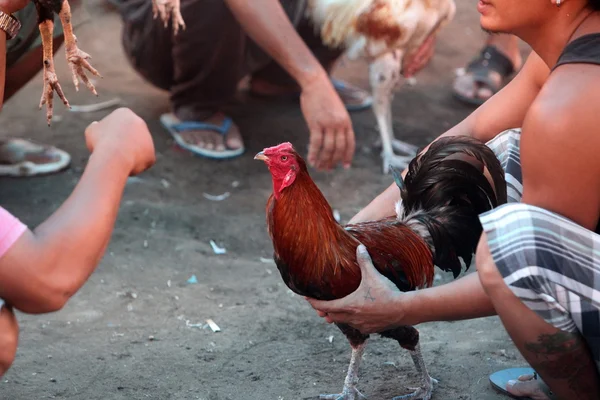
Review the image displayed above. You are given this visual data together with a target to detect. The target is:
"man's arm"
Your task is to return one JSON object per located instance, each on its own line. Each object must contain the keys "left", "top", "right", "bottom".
{"left": 349, "top": 51, "right": 550, "bottom": 224}
{"left": 224, "top": 0, "right": 325, "bottom": 91}
{"left": 224, "top": 0, "right": 355, "bottom": 170}
{"left": 0, "top": 109, "right": 155, "bottom": 314}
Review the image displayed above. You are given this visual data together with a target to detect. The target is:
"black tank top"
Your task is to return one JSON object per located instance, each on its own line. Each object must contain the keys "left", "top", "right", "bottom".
{"left": 552, "top": 33, "right": 600, "bottom": 234}
{"left": 554, "top": 33, "right": 600, "bottom": 69}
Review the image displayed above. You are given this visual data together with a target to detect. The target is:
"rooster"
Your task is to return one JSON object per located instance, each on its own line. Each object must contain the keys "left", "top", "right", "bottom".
{"left": 255, "top": 138, "right": 507, "bottom": 399}
{"left": 307, "top": 0, "right": 456, "bottom": 173}
{"left": 34, "top": 0, "right": 101, "bottom": 125}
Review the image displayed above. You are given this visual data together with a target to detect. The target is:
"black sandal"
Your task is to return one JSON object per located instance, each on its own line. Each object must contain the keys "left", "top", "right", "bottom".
{"left": 453, "top": 45, "right": 516, "bottom": 106}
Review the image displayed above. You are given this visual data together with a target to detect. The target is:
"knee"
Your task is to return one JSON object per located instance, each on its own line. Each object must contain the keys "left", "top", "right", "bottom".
{"left": 476, "top": 233, "right": 507, "bottom": 295}
{"left": 0, "top": 307, "right": 19, "bottom": 376}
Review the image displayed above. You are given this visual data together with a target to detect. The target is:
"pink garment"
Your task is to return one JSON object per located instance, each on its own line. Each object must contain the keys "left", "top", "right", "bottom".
{"left": 0, "top": 206, "right": 27, "bottom": 259}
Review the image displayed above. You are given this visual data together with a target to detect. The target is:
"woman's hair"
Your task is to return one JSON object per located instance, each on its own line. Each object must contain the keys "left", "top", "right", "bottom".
{"left": 591, "top": 0, "right": 600, "bottom": 10}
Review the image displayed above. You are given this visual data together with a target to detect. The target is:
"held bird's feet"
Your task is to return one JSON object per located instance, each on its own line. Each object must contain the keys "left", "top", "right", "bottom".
{"left": 39, "top": 61, "right": 70, "bottom": 125}
{"left": 152, "top": 0, "right": 185, "bottom": 35}
{"left": 382, "top": 153, "right": 414, "bottom": 174}
{"left": 392, "top": 376, "right": 438, "bottom": 400}
{"left": 320, "top": 386, "right": 368, "bottom": 400}
{"left": 391, "top": 139, "right": 419, "bottom": 156}
{"left": 65, "top": 38, "right": 101, "bottom": 95}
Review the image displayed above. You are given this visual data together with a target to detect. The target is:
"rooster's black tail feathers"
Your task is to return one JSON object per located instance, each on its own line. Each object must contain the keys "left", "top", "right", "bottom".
{"left": 395, "top": 136, "right": 507, "bottom": 275}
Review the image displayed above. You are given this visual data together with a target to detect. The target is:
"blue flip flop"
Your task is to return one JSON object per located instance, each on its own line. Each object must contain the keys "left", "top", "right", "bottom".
{"left": 489, "top": 368, "right": 556, "bottom": 399}
{"left": 160, "top": 113, "right": 245, "bottom": 160}
{"left": 249, "top": 78, "right": 373, "bottom": 112}
{"left": 330, "top": 78, "right": 373, "bottom": 112}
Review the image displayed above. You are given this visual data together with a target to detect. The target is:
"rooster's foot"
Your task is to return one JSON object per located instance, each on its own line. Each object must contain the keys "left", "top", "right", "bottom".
{"left": 320, "top": 386, "right": 368, "bottom": 400}
{"left": 392, "top": 376, "right": 438, "bottom": 400}
{"left": 152, "top": 0, "right": 185, "bottom": 35}
{"left": 66, "top": 39, "right": 101, "bottom": 95}
{"left": 39, "top": 65, "right": 70, "bottom": 125}
{"left": 382, "top": 153, "right": 414, "bottom": 174}
{"left": 391, "top": 139, "right": 419, "bottom": 156}
{"left": 374, "top": 139, "right": 419, "bottom": 156}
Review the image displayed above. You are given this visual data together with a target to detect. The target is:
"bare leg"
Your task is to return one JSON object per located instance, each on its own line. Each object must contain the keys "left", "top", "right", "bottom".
{"left": 478, "top": 235, "right": 600, "bottom": 400}
{"left": 369, "top": 50, "right": 418, "bottom": 174}
{"left": 152, "top": 0, "right": 185, "bottom": 35}
{"left": 38, "top": 18, "right": 69, "bottom": 125}
{"left": 0, "top": 306, "right": 19, "bottom": 376}
{"left": 321, "top": 342, "right": 368, "bottom": 400}
{"left": 59, "top": 0, "right": 101, "bottom": 95}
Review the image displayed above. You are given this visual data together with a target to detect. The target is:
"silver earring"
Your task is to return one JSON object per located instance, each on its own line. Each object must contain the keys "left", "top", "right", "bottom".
{"left": 556, "top": 0, "right": 562, "bottom": 6}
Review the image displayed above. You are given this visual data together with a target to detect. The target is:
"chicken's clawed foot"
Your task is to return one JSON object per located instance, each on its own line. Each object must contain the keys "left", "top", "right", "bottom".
{"left": 152, "top": 0, "right": 185, "bottom": 35}
{"left": 392, "top": 376, "right": 438, "bottom": 400}
{"left": 320, "top": 387, "right": 368, "bottom": 400}
{"left": 65, "top": 35, "right": 101, "bottom": 95}
{"left": 40, "top": 61, "right": 69, "bottom": 126}
{"left": 383, "top": 153, "right": 414, "bottom": 174}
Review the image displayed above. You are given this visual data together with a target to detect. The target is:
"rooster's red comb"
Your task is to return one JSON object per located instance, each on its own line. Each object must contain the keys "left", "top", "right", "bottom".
{"left": 263, "top": 142, "right": 294, "bottom": 154}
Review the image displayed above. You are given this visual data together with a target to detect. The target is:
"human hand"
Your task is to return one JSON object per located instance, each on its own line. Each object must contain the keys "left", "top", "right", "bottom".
{"left": 306, "top": 245, "right": 411, "bottom": 334}
{"left": 85, "top": 108, "right": 156, "bottom": 176}
{"left": 402, "top": 33, "right": 437, "bottom": 78}
{"left": 0, "top": 0, "right": 28, "bottom": 14}
{"left": 300, "top": 74, "right": 355, "bottom": 171}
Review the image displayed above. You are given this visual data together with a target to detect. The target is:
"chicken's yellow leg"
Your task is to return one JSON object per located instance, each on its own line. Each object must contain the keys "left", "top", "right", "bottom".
{"left": 58, "top": 0, "right": 101, "bottom": 93}
{"left": 39, "top": 18, "right": 69, "bottom": 125}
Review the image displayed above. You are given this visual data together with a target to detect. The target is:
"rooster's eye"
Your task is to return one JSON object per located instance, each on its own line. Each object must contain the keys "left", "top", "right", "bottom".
{"left": 281, "top": 156, "right": 288, "bottom": 161}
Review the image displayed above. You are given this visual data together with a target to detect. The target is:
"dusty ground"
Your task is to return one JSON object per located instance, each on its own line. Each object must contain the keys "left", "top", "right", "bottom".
{"left": 0, "top": 1, "right": 533, "bottom": 399}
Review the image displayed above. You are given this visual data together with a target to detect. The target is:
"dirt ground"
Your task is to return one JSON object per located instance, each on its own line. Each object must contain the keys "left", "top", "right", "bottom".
{"left": 0, "top": 1, "right": 534, "bottom": 399}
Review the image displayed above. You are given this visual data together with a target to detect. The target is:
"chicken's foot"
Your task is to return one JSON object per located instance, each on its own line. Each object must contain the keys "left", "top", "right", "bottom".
{"left": 370, "top": 50, "right": 418, "bottom": 174}
{"left": 152, "top": 0, "right": 185, "bottom": 35}
{"left": 38, "top": 19, "right": 69, "bottom": 125}
{"left": 320, "top": 343, "right": 368, "bottom": 400}
{"left": 59, "top": 0, "right": 101, "bottom": 95}
{"left": 393, "top": 343, "right": 438, "bottom": 400}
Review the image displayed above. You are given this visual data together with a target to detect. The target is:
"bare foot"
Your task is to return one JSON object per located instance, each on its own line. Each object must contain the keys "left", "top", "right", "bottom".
{"left": 453, "top": 34, "right": 522, "bottom": 105}
{"left": 173, "top": 112, "right": 243, "bottom": 153}
{"left": 506, "top": 374, "right": 553, "bottom": 400}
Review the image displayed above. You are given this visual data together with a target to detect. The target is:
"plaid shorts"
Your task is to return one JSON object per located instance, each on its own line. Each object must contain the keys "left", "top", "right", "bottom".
{"left": 480, "top": 129, "right": 600, "bottom": 370}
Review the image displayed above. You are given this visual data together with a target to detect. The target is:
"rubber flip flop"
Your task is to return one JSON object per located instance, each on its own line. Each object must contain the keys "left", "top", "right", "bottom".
{"left": 490, "top": 368, "right": 556, "bottom": 400}
{"left": 249, "top": 78, "right": 373, "bottom": 112}
{"left": 453, "top": 45, "right": 516, "bottom": 106}
{"left": 330, "top": 78, "right": 373, "bottom": 111}
{"left": 0, "top": 139, "right": 71, "bottom": 177}
{"left": 160, "top": 113, "right": 245, "bottom": 160}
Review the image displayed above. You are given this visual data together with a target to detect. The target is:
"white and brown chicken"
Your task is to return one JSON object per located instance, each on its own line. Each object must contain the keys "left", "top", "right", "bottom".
{"left": 308, "top": 0, "right": 456, "bottom": 173}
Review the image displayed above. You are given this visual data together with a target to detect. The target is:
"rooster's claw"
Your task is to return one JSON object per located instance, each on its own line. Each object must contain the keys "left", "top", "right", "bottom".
{"left": 392, "top": 376, "right": 438, "bottom": 400}
{"left": 320, "top": 387, "right": 368, "bottom": 400}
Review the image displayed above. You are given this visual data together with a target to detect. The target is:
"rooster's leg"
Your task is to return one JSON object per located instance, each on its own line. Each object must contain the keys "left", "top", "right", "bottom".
{"left": 392, "top": 343, "right": 438, "bottom": 400}
{"left": 152, "top": 0, "right": 185, "bottom": 35}
{"left": 370, "top": 50, "right": 418, "bottom": 174}
{"left": 58, "top": 0, "right": 101, "bottom": 94}
{"left": 38, "top": 17, "right": 69, "bottom": 125}
{"left": 381, "top": 327, "right": 437, "bottom": 400}
{"left": 320, "top": 342, "right": 368, "bottom": 400}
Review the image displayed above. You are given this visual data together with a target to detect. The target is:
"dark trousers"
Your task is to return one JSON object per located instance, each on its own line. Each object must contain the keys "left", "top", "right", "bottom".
{"left": 117, "top": 0, "right": 342, "bottom": 119}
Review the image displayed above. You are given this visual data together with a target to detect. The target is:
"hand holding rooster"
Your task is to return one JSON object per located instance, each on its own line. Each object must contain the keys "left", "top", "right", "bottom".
{"left": 306, "top": 245, "right": 415, "bottom": 334}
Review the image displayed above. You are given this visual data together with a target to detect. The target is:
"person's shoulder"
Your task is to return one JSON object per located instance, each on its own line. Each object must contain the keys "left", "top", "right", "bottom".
{"left": 527, "top": 61, "right": 600, "bottom": 134}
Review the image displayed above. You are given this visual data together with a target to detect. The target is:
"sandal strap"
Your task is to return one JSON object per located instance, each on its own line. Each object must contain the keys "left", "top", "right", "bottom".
{"left": 466, "top": 45, "right": 515, "bottom": 78}
{"left": 170, "top": 117, "right": 233, "bottom": 135}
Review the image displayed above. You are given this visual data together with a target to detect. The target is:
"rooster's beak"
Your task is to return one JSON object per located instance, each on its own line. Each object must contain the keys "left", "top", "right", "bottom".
{"left": 254, "top": 151, "right": 268, "bottom": 162}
